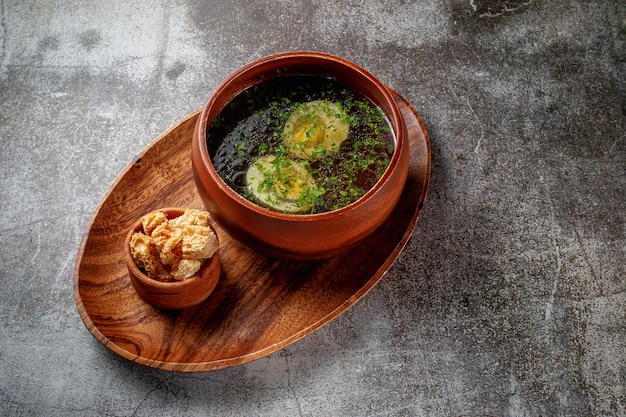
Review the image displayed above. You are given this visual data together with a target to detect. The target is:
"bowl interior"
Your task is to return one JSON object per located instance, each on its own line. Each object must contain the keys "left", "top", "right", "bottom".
{"left": 198, "top": 52, "right": 405, "bottom": 219}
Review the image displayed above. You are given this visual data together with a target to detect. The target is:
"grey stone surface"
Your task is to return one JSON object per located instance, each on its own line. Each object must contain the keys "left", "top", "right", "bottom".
{"left": 1, "top": 0, "right": 624, "bottom": 416}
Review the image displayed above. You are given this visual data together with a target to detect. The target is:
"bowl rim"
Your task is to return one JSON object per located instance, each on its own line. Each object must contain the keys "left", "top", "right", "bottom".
{"left": 196, "top": 51, "right": 406, "bottom": 221}
{"left": 124, "top": 207, "right": 218, "bottom": 289}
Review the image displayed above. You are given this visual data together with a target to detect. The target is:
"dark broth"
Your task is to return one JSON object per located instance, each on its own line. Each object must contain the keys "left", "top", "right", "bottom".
{"left": 207, "top": 75, "right": 395, "bottom": 214}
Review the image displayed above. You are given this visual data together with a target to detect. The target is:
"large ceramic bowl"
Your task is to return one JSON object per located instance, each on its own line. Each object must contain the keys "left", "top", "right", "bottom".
{"left": 191, "top": 51, "right": 409, "bottom": 259}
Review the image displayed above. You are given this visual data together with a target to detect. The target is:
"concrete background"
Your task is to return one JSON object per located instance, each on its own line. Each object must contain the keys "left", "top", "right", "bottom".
{"left": 1, "top": 0, "right": 624, "bottom": 416}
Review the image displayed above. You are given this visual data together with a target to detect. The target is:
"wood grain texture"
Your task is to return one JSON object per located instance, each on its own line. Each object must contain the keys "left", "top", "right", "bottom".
{"left": 73, "top": 90, "right": 430, "bottom": 372}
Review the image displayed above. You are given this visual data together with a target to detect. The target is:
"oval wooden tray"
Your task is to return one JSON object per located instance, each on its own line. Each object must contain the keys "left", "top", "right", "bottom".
{"left": 73, "top": 90, "right": 430, "bottom": 372}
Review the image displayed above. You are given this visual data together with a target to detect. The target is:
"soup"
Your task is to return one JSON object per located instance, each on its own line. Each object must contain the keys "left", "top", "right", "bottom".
{"left": 207, "top": 75, "right": 394, "bottom": 214}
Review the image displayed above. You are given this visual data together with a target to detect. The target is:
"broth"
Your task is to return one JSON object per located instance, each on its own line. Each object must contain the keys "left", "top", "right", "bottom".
{"left": 207, "top": 75, "right": 394, "bottom": 214}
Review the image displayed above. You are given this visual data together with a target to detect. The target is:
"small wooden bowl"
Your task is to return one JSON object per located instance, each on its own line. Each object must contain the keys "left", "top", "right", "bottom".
{"left": 124, "top": 208, "right": 220, "bottom": 310}
{"left": 192, "top": 51, "right": 410, "bottom": 260}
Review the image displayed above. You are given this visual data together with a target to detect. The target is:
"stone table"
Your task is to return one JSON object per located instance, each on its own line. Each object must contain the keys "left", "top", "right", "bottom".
{"left": 1, "top": 1, "right": 624, "bottom": 416}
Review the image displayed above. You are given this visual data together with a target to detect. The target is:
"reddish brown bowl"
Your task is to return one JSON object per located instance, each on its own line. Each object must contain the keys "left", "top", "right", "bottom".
{"left": 191, "top": 51, "right": 410, "bottom": 259}
{"left": 125, "top": 208, "right": 220, "bottom": 309}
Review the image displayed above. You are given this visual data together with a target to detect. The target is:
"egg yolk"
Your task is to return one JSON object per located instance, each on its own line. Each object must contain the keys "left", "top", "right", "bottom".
{"left": 246, "top": 154, "right": 319, "bottom": 213}
{"left": 283, "top": 101, "right": 349, "bottom": 160}
{"left": 294, "top": 121, "right": 325, "bottom": 144}
{"left": 277, "top": 166, "right": 306, "bottom": 200}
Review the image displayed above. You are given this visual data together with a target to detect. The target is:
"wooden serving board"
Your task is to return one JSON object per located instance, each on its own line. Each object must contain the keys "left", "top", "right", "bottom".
{"left": 73, "top": 90, "right": 430, "bottom": 372}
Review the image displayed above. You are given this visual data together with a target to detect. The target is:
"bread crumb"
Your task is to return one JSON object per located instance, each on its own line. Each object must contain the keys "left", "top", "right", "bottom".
{"left": 171, "top": 259, "right": 203, "bottom": 280}
{"left": 140, "top": 211, "right": 168, "bottom": 235}
{"left": 129, "top": 209, "right": 218, "bottom": 281}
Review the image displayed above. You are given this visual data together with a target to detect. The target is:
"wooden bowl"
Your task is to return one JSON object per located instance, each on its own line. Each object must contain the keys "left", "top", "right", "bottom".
{"left": 191, "top": 51, "right": 410, "bottom": 260}
{"left": 124, "top": 208, "right": 220, "bottom": 309}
